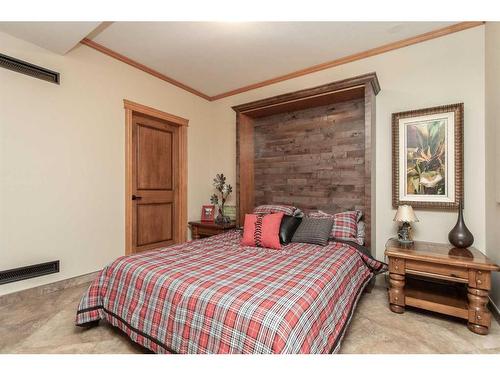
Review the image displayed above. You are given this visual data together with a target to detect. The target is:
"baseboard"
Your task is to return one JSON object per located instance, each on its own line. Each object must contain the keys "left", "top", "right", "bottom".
{"left": 0, "top": 271, "right": 99, "bottom": 305}
{"left": 489, "top": 297, "right": 500, "bottom": 325}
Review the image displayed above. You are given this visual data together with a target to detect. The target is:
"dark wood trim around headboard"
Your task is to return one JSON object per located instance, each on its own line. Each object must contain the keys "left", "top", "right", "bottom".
{"left": 233, "top": 73, "right": 379, "bottom": 250}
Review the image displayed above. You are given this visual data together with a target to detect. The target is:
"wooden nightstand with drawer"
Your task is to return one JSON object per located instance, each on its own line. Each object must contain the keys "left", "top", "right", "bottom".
{"left": 385, "top": 238, "right": 500, "bottom": 335}
{"left": 188, "top": 221, "right": 236, "bottom": 240}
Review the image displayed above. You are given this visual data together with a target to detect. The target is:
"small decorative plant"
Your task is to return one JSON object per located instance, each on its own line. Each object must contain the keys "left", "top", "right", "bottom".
{"left": 210, "top": 173, "right": 233, "bottom": 224}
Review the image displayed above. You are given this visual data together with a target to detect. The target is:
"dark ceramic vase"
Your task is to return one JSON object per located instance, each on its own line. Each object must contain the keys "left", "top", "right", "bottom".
{"left": 448, "top": 201, "right": 474, "bottom": 248}
{"left": 215, "top": 205, "right": 231, "bottom": 225}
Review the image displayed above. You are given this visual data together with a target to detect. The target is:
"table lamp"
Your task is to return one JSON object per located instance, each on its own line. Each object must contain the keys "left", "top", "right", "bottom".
{"left": 394, "top": 205, "right": 418, "bottom": 244}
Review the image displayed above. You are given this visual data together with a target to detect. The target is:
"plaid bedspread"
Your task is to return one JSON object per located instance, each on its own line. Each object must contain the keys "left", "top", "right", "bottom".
{"left": 76, "top": 230, "right": 386, "bottom": 354}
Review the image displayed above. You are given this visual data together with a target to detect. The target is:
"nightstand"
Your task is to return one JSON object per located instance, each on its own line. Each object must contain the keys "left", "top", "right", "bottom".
{"left": 385, "top": 238, "right": 500, "bottom": 335}
{"left": 188, "top": 221, "right": 237, "bottom": 240}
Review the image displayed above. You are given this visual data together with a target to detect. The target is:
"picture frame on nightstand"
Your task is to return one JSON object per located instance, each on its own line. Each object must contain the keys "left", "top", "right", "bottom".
{"left": 200, "top": 205, "right": 215, "bottom": 222}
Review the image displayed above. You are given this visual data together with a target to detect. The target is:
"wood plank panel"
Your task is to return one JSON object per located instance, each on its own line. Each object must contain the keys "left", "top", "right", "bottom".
{"left": 364, "top": 84, "right": 375, "bottom": 248}
{"left": 233, "top": 74, "right": 379, "bottom": 254}
{"left": 253, "top": 99, "right": 366, "bottom": 214}
{"left": 236, "top": 114, "right": 255, "bottom": 225}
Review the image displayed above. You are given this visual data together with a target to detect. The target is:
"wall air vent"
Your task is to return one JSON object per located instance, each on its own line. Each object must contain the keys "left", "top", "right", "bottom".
{"left": 0, "top": 53, "right": 60, "bottom": 84}
{"left": 0, "top": 261, "right": 60, "bottom": 285}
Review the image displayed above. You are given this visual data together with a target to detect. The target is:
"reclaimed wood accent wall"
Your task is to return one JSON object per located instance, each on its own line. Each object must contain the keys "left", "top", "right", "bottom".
{"left": 233, "top": 73, "right": 379, "bottom": 250}
{"left": 253, "top": 99, "right": 366, "bottom": 214}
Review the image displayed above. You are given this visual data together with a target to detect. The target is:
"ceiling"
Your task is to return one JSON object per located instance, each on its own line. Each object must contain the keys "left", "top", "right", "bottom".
{"left": 0, "top": 22, "right": 100, "bottom": 54}
{"left": 91, "top": 22, "right": 455, "bottom": 97}
{"left": 0, "top": 21, "right": 461, "bottom": 97}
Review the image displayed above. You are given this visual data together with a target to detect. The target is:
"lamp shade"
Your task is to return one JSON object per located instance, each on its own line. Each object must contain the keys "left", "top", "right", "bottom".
{"left": 393, "top": 205, "right": 419, "bottom": 223}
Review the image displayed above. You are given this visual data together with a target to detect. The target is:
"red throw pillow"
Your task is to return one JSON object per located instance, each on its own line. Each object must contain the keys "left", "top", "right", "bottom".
{"left": 241, "top": 212, "right": 284, "bottom": 250}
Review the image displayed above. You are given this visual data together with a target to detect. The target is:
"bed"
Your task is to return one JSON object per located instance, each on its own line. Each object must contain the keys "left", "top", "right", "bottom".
{"left": 77, "top": 75, "right": 383, "bottom": 353}
{"left": 76, "top": 229, "right": 386, "bottom": 354}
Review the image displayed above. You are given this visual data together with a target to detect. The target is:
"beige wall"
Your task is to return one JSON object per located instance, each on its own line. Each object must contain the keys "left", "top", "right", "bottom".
{"left": 211, "top": 26, "right": 486, "bottom": 260}
{"left": 0, "top": 25, "right": 489, "bottom": 297}
{"left": 485, "top": 22, "right": 500, "bottom": 309}
{"left": 0, "top": 31, "right": 217, "bottom": 295}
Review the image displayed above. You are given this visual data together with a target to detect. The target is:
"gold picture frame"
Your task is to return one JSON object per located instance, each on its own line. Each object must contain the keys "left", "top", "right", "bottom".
{"left": 392, "top": 103, "right": 464, "bottom": 209}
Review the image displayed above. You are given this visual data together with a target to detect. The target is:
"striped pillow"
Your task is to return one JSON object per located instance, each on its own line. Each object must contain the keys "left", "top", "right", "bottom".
{"left": 253, "top": 204, "right": 302, "bottom": 217}
{"left": 241, "top": 212, "right": 284, "bottom": 250}
{"left": 308, "top": 210, "right": 360, "bottom": 243}
{"left": 291, "top": 217, "right": 334, "bottom": 246}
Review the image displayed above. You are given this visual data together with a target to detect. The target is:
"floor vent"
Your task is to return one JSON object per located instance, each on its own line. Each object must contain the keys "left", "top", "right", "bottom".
{"left": 0, "top": 261, "right": 60, "bottom": 285}
{"left": 0, "top": 53, "right": 60, "bottom": 84}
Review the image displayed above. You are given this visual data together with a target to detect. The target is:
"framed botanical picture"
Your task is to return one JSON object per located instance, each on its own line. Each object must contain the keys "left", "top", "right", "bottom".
{"left": 392, "top": 103, "right": 463, "bottom": 209}
{"left": 200, "top": 205, "right": 215, "bottom": 222}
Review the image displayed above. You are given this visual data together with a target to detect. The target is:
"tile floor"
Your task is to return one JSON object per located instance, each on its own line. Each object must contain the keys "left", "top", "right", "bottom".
{"left": 1, "top": 276, "right": 499, "bottom": 354}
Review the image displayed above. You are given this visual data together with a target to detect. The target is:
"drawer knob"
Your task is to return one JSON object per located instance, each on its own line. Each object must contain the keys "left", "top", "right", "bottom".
{"left": 478, "top": 271, "right": 482, "bottom": 275}
{"left": 477, "top": 279, "right": 482, "bottom": 285}
{"left": 477, "top": 315, "right": 481, "bottom": 321}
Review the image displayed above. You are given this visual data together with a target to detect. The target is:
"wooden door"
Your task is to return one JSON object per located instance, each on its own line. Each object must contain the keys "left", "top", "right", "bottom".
{"left": 130, "top": 113, "right": 179, "bottom": 253}
{"left": 125, "top": 100, "right": 188, "bottom": 255}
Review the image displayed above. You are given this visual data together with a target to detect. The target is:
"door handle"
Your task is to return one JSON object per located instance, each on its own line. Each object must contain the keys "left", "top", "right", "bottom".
{"left": 132, "top": 195, "right": 142, "bottom": 200}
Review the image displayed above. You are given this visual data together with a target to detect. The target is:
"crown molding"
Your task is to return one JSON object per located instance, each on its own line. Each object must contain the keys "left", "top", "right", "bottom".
{"left": 80, "top": 38, "right": 211, "bottom": 101}
{"left": 211, "top": 21, "right": 484, "bottom": 100}
{"left": 80, "top": 22, "right": 484, "bottom": 102}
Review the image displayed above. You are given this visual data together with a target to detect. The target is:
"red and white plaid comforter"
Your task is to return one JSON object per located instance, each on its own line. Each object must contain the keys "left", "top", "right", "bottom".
{"left": 76, "top": 230, "right": 386, "bottom": 354}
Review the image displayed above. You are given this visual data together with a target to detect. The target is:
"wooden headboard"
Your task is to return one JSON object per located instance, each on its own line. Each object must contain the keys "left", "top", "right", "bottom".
{"left": 233, "top": 73, "right": 380, "bottom": 250}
